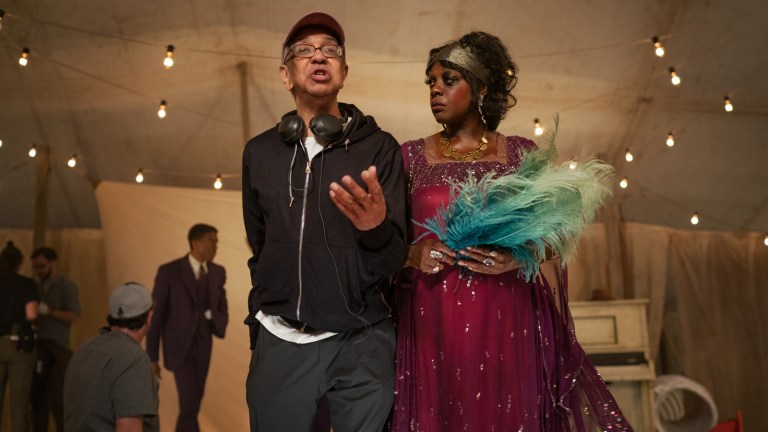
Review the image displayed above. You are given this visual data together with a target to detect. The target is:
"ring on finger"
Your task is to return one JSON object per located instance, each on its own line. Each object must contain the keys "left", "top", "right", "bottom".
{"left": 482, "top": 258, "right": 496, "bottom": 267}
{"left": 429, "top": 249, "right": 444, "bottom": 260}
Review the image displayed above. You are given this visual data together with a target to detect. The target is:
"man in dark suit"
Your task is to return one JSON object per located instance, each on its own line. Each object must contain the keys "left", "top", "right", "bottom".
{"left": 146, "top": 223, "right": 228, "bottom": 432}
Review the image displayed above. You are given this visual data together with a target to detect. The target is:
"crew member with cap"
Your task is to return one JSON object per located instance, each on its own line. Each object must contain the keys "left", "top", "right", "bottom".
{"left": 63, "top": 282, "right": 158, "bottom": 432}
{"left": 242, "top": 11, "right": 407, "bottom": 432}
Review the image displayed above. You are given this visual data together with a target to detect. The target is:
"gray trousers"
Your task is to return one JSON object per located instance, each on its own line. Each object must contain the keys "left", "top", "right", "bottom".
{"left": 246, "top": 319, "right": 395, "bottom": 432}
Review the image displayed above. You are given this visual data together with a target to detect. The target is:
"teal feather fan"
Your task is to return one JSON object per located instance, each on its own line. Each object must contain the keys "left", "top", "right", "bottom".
{"left": 420, "top": 116, "right": 614, "bottom": 281}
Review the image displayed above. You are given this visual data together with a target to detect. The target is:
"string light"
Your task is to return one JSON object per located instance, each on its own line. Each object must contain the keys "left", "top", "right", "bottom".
{"left": 163, "top": 45, "right": 175, "bottom": 69}
{"left": 724, "top": 96, "right": 733, "bottom": 112}
{"left": 0, "top": 10, "right": 5, "bottom": 31}
{"left": 669, "top": 67, "right": 681, "bottom": 86}
{"left": 619, "top": 177, "right": 629, "bottom": 189}
{"left": 19, "top": 48, "right": 30, "bottom": 67}
{"left": 0, "top": 138, "right": 3, "bottom": 148}
{"left": 690, "top": 212, "right": 700, "bottom": 225}
{"left": 652, "top": 36, "right": 665, "bottom": 57}
{"left": 0, "top": 15, "right": 745, "bottom": 235}
{"left": 764, "top": 234, "right": 768, "bottom": 247}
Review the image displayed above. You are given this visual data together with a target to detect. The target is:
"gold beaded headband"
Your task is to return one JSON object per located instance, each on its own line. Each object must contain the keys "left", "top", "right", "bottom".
{"left": 429, "top": 42, "right": 490, "bottom": 85}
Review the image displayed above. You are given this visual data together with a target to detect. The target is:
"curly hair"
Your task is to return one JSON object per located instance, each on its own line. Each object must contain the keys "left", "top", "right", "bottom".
{"left": 427, "top": 31, "right": 519, "bottom": 131}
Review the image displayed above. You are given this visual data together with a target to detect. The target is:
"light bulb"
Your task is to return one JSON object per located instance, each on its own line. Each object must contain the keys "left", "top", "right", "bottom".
{"left": 533, "top": 118, "right": 544, "bottom": 136}
{"left": 619, "top": 177, "right": 628, "bottom": 189}
{"left": 0, "top": 10, "right": 5, "bottom": 31}
{"left": 666, "top": 132, "right": 675, "bottom": 147}
{"left": 724, "top": 96, "right": 733, "bottom": 112}
{"left": 135, "top": 169, "right": 144, "bottom": 183}
{"left": 625, "top": 149, "right": 634, "bottom": 162}
{"left": 652, "top": 36, "right": 665, "bottom": 57}
{"left": 0, "top": 138, "right": 3, "bottom": 148}
{"left": 213, "top": 175, "right": 223, "bottom": 190}
{"left": 163, "top": 45, "right": 174, "bottom": 69}
{"left": 690, "top": 212, "right": 699, "bottom": 225}
{"left": 568, "top": 160, "right": 578, "bottom": 170}
{"left": 19, "top": 48, "right": 29, "bottom": 67}
{"left": 764, "top": 234, "right": 768, "bottom": 247}
{"left": 28, "top": 145, "right": 37, "bottom": 158}
{"left": 67, "top": 155, "right": 77, "bottom": 168}
{"left": 669, "top": 67, "right": 681, "bottom": 86}
{"left": 158, "top": 100, "right": 167, "bottom": 119}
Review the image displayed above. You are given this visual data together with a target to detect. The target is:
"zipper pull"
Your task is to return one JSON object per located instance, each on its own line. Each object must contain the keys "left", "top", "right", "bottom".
{"left": 345, "top": 139, "right": 350, "bottom": 151}
{"left": 305, "top": 161, "right": 312, "bottom": 174}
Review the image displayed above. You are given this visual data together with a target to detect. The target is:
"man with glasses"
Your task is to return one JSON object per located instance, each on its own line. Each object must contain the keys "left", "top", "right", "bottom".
{"left": 30, "top": 247, "right": 80, "bottom": 432}
{"left": 242, "top": 11, "right": 407, "bottom": 432}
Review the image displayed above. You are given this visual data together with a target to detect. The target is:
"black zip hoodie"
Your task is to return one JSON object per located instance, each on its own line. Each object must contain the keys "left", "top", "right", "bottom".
{"left": 242, "top": 103, "right": 407, "bottom": 340}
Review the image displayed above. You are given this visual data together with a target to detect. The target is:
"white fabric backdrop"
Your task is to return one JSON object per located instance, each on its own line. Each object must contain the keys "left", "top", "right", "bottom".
{"left": 95, "top": 181, "right": 252, "bottom": 432}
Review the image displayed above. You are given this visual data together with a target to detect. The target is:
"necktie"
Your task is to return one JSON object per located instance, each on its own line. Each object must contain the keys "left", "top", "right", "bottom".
{"left": 197, "top": 265, "right": 210, "bottom": 310}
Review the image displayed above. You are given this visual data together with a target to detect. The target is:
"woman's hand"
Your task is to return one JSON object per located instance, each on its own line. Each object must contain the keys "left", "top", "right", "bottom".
{"left": 407, "top": 239, "right": 457, "bottom": 274}
{"left": 457, "top": 245, "right": 520, "bottom": 275}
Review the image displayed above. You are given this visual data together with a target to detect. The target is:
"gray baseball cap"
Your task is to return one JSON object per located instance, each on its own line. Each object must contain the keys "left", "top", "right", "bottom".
{"left": 109, "top": 282, "right": 153, "bottom": 319}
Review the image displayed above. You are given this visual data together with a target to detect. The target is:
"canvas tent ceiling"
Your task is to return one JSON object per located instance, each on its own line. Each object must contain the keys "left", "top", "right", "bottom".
{"left": 1, "top": 0, "right": 767, "bottom": 235}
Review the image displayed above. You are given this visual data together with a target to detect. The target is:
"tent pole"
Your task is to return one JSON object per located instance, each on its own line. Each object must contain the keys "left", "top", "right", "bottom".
{"left": 238, "top": 61, "right": 251, "bottom": 143}
{"left": 33, "top": 146, "right": 51, "bottom": 249}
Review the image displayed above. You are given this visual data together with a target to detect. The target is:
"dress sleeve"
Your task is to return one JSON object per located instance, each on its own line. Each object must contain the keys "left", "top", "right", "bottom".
{"left": 507, "top": 136, "right": 538, "bottom": 170}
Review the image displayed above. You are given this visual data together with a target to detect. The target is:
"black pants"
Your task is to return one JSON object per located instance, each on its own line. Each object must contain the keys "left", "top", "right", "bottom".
{"left": 31, "top": 340, "right": 71, "bottom": 432}
{"left": 246, "top": 319, "right": 395, "bottom": 432}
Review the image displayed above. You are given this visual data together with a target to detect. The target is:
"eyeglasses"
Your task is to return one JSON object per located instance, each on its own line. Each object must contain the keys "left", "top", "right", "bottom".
{"left": 288, "top": 44, "right": 344, "bottom": 59}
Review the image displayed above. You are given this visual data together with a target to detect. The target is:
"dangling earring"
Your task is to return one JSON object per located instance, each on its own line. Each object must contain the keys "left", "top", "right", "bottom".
{"left": 477, "top": 96, "right": 488, "bottom": 143}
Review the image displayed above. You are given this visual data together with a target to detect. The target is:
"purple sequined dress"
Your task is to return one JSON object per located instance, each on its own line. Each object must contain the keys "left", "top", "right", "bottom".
{"left": 390, "top": 137, "right": 632, "bottom": 432}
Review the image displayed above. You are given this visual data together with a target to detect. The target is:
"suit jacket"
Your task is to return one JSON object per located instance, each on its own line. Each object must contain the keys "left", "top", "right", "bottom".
{"left": 146, "top": 255, "right": 228, "bottom": 371}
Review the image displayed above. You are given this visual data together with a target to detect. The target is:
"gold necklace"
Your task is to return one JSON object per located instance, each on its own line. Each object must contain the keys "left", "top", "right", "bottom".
{"left": 440, "top": 131, "right": 488, "bottom": 161}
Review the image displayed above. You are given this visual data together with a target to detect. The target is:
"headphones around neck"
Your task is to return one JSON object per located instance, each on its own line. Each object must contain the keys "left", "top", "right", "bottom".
{"left": 278, "top": 113, "right": 345, "bottom": 145}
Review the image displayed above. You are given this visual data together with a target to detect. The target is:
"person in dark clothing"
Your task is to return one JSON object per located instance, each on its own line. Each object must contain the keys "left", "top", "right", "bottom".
{"left": 146, "top": 223, "right": 228, "bottom": 432}
{"left": 242, "top": 11, "right": 407, "bottom": 432}
{"left": 0, "top": 241, "right": 38, "bottom": 432}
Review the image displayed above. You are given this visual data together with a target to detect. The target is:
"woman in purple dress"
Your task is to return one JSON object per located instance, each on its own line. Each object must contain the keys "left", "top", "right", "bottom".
{"left": 390, "top": 32, "right": 632, "bottom": 431}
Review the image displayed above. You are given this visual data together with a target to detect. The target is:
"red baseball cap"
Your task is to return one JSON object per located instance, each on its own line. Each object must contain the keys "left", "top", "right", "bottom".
{"left": 282, "top": 12, "right": 345, "bottom": 62}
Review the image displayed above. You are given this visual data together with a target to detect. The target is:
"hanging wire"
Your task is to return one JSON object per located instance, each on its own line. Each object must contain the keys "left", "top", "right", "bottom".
{"left": 3, "top": 11, "right": 279, "bottom": 59}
